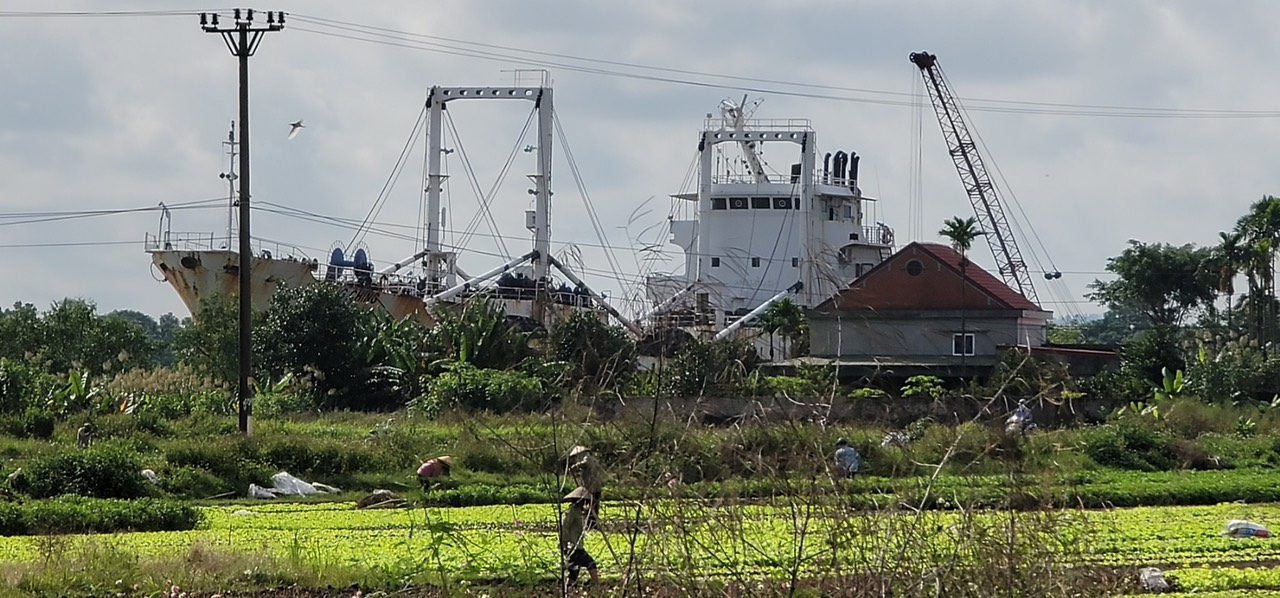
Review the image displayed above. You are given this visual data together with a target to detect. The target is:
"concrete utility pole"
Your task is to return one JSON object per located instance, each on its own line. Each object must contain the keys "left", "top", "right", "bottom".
{"left": 200, "top": 8, "right": 284, "bottom": 436}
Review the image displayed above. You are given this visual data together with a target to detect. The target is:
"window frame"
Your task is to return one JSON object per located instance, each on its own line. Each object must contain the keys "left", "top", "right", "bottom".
{"left": 951, "top": 333, "right": 976, "bottom": 356}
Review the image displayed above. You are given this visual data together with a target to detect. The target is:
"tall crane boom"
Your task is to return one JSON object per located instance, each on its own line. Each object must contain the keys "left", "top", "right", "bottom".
{"left": 909, "top": 51, "right": 1038, "bottom": 303}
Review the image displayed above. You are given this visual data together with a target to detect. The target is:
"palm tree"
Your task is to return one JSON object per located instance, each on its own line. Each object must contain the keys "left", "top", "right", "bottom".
{"left": 1234, "top": 196, "right": 1280, "bottom": 346}
{"left": 939, "top": 216, "right": 986, "bottom": 366}
{"left": 1214, "top": 230, "right": 1246, "bottom": 330}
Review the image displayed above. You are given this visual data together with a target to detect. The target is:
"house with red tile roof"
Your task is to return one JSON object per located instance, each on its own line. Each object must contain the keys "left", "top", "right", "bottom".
{"left": 807, "top": 242, "right": 1054, "bottom": 377}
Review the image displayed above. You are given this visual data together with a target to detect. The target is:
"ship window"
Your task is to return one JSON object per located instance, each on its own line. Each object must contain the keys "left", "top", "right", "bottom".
{"left": 795, "top": 197, "right": 801, "bottom": 210}
{"left": 729, "top": 197, "right": 749, "bottom": 210}
{"left": 751, "top": 197, "right": 770, "bottom": 209}
{"left": 791, "top": 257, "right": 799, "bottom": 268}
{"left": 857, "top": 262, "right": 875, "bottom": 277}
{"left": 843, "top": 205, "right": 853, "bottom": 219}
{"left": 906, "top": 260, "right": 924, "bottom": 276}
{"left": 952, "top": 333, "right": 976, "bottom": 356}
{"left": 773, "top": 197, "right": 791, "bottom": 209}
{"left": 751, "top": 257, "right": 761, "bottom": 267}
{"left": 711, "top": 198, "right": 727, "bottom": 210}
{"left": 711, "top": 257, "right": 721, "bottom": 268}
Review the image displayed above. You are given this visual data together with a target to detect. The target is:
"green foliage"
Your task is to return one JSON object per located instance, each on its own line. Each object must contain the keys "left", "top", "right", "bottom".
{"left": 1087, "top": 240, "right": 1218, "bottom": 328}
{"left": 0, "top": 300, "right": 156, "bottom": 377}
{"left": 163, "top": 438, "right": 271, "bottom": 494}
{"left": 1083, "top": 422, "right": 1178, "bottom": 471}
{"left": 1185, "top": 334, "right": 1280, "bottom": 402}
{"left": 412, "top": 364, "right": 549, "bottom": 417}
{"left": 430, "top": 297, "right": 532, "bottom": 370}
{"left": 938, "top": 215, "right": 985, "bottom": 254}
{"left": 901, "top": 375, "right": 944, "bottom": 399}
{"left": 848, "top": 387, "right": 888, "bottom": 399}
{"left": 660, "top": 337, "right": 759, "bottom": 397}
{"left": 44, "top": 369, "right": 109, "bottom": 416}
{"left": 0, "top": 496, "right": 200, "bottom": 535}
{"left": 172, "top": 294, "right": 241, "bottom": 388}
{"left": 256, "top": 283, "right": 379, "bottom": 410}
{"left": 756, "top": 298, "right": 809, "bottom": 358}
{"left": 158, "top": 465, "right": 232, "bottom": 498}
{"left": 0, "top": 359, "right": 56, "bottom": 415}
{"left": 764, "top": 375, "right": 821, "bottom": 397}
{"left": 548, "top": 310, "right": 636, "bottom": 390}
{"left": 16, "top": 445, "right": 151, "bottom": 499}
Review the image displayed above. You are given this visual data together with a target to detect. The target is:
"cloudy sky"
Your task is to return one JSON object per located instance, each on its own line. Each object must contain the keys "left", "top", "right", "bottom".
{"left": 1, "top": 1, "right": 1276, "bottom": 322}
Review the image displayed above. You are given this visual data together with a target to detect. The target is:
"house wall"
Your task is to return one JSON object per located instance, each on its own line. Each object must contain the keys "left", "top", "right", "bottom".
{"left": 809, "top": 310, "right": 1044, "bottom": 359}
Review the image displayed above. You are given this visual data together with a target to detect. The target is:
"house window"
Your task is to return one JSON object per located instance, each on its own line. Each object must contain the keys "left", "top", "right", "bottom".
{"left": 952, "top": 333, "right": 975, "bottom": 356}
{"left": 729, "top": 197, "right": 749, "bottom": 210}
{"left": 751, "top": 197, "right": 770, "bottom": 209}
{"left": 791, "top": 257, "right": 799, "bottom": 268}
{"left": 711, "top": 198, "right": 727, "bottom": 210}
{"left": 906, "top": 259, "right": 924, "bottom": 276}
{"left": 711, "top": 257, "right": 721, "bottom": 268}
{"left": 751, "top": 257, "right": 761, "bottom": 267}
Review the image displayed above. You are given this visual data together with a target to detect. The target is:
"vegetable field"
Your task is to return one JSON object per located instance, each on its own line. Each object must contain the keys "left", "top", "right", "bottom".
{"left": 4, "top": 501, "right": 1280, "bottom": 593}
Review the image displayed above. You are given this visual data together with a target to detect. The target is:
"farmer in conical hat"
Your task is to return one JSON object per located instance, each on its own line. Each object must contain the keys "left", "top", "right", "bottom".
{"left": 559, "top": 486, "right": 599, "bottom": 587}
{"left": 416, "top": 455, "right": 453, "bottom": 491}
{"left": 567, "top": 445, "right": 603, "bottom": 527}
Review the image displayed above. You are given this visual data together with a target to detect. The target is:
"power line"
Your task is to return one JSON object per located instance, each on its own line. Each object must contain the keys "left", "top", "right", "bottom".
{"left": 286, "top": 13, "right": 1280, "bottom": 120}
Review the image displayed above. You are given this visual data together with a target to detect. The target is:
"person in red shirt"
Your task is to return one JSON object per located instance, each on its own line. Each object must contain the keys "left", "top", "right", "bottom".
{"left": 416, "top": 455, "right": 453, "bottom": 491}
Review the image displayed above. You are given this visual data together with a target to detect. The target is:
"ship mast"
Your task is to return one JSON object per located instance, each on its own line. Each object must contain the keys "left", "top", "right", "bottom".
{"left": 218, "top": 121, "right": 238, "bottom": 248}
{"left": 720, "top": 95, "right": 768, "bottom": 184}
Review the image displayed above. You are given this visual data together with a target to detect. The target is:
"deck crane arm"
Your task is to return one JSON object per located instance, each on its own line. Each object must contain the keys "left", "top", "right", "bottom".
{"left": 909, "top": 51, "right": 1038, "bottom": 303}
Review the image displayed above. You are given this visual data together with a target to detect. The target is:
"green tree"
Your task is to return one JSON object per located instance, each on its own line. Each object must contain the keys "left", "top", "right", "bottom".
{"left": 1087, "top": 241, "right": 1217, "bottom": 328}
{"left": 256, "top": 284, "right": 376, "bottom": 410}
{"left": 756, "top": 298, "right": 809, "bottom": 359}
{"left": 172, "top": 295, "right": 241, "bottom": 389}
{"left": 37, "top": 299, "right": 156, "bottom": 375}
{"left": 549, "top": 310, "right": 636, "bottom": 390}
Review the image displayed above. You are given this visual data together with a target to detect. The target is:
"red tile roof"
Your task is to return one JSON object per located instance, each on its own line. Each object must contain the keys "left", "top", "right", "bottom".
{"left": 913, "top": 243, "right": 1042, "bottom": 311}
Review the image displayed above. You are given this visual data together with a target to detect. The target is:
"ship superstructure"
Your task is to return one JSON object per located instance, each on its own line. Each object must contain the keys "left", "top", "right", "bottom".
{"left": 645, "top": 100, "right": 895, "bottom": 335}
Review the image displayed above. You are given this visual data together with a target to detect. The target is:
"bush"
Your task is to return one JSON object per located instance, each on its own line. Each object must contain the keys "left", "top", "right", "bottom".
{"left": 0, "top": 496, "right": 201, "bottom": 535}
{"left": 163, "top": 438, "right": 271, "bottom": 493}
{"left": 258, "top": 437, "right": 376, "bottom": 476}
{"left": 159, "top": 466, "right": 233, "bottom": 499}
{"left": 17, "top": 445, "right": 151, "bottom": 499}
{"left": 413, "top": 365, "right": 550, "bottom": 416}
{"left": 1083, "top": 423, "right": 1179, "bottom": 471}
{"left": 20, "top": 409, "right": 54, "bottom": 440}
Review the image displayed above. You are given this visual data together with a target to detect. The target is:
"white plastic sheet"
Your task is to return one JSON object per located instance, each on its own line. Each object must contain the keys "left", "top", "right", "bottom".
{"left": 1221, "top": 519, "right": 1271, "bottom": 538}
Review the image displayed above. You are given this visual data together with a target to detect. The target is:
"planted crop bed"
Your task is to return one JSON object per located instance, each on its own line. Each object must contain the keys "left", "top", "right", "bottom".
{"left": 0, "top": 501, "right": 1279, "bottom": 592}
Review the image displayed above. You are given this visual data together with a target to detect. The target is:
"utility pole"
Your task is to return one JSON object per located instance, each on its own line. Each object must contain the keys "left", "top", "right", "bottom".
{"left": 200, "top": 8, "right": 284, "bottom": 436}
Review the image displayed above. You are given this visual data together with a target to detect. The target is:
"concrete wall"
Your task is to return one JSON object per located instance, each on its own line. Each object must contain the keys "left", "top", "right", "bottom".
{"left": 808, "top": 310, "right": 1042, "bottom": 359}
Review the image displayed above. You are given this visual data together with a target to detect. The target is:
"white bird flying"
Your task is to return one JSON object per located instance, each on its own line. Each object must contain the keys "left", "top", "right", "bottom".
{"left": 287, "top": 120, "right": 305, "bottom": 140}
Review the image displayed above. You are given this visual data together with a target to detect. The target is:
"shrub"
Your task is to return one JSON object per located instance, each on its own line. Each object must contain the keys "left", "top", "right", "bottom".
{"left": 258, "top": 438, "right": 376, "bottom": 476}
{"left": 413, "top": 365, "right": 549, "bottom": 416}
{"left": 163, "top": 438, "right": 271, "bottom": 493}
{"left": 159, "top": 466, "right": 233, "bottom": 499}
{"left": 17, "top": 445, "right": 150, "bottom": 499}
{"left": 1083, "top": 423, "right": 1178, "bottom": 471}
{"left": 0, "top": 496, "right": 201, "bottom": 535}
{"left": 20, "top": 409, "right": 54, "bottom": 440}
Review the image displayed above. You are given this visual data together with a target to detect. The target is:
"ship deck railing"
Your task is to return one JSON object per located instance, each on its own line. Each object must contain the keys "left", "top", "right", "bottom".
{"left": 703, "top": 116, "right": 813, "bottom": 131}
{"left": 145, "top": 232, "right": 312, "bottom": 261}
